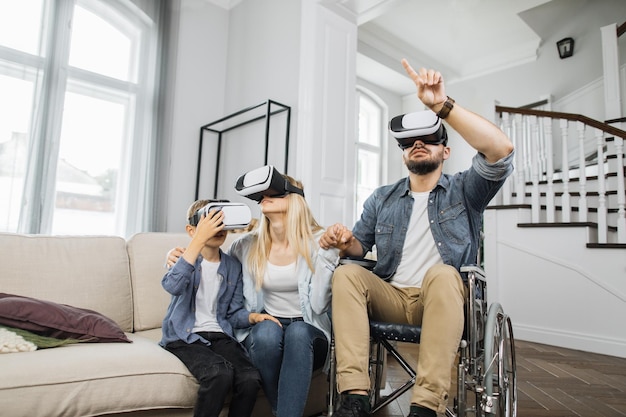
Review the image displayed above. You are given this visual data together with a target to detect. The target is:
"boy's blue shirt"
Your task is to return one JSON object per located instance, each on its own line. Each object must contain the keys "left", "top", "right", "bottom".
{"left": 159, "top": 248, "right": 250, "bottom": 347}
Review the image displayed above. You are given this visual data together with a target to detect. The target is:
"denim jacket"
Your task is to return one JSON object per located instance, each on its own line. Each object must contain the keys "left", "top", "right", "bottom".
{"left": 159, "top": 250, "right": 251, "bottom": 347}
{"left": 353, "top": 151, "right": 514, "bottom": 281}
{"left": 228, "top": 230, "right": 340, "bottom": 346}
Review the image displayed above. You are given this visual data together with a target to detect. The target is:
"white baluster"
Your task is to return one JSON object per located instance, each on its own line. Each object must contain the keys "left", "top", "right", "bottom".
{"left": 560, "top": 119, "right": 571, "bottom": 222}
{"left": 544, "top": 117, "right": 555, "bottom": 223}
{"left": 595, "top": 128, "right": 607, "bottom": 244}
{"left": 577, "top": 121, "right": 588, "bottom": 222}
{"left": 500, "top": 112, "right": 512, "bottom": 205}
{"left": 538, "top": 117, "right": 547, "bottom": 176}
{"left": 530, "top": 116, "right": 540, "bottom": 222}
{"left": 523, "top": 115, "right": 531, "bottom": 184}
{"left": 514, "top": 114, "right": 525, "bottom": 204}
{"left": 614, "top": 136, "right": 625, "bottom": 243}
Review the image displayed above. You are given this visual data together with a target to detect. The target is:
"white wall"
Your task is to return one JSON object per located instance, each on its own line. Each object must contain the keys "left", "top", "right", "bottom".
{"left": 208, "top": 0, "right": 303, "bottom": 219}
{"left": 162, "top": 0, "right": 229, "bottom": 232}
{"left": 162, "top": 0, "right": 358, "bottom": 228}
{"left": 484, "top": 207, "right": 626, "bottom": 358}
{"left": 161, "top": 0, "right": 626, "bottom": 230}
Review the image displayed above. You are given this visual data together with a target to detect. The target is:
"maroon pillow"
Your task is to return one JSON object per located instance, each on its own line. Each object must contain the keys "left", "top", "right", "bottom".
{"left": 0, "top": 293, "right": 131, "bottom": 343}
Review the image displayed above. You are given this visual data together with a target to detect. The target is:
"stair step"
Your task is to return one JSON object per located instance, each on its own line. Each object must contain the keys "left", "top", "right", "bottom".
{"left": 518, "top": 221, "right": 598, "bottom": 229}
{"left": 530, "top": 168, "right": 626, "bottom": 186}
{"left": 586, "top": 243, "right": 626, "bottom": 249}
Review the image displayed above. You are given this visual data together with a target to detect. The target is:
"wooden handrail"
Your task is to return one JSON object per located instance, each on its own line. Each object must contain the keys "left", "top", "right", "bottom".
{"left": 495, "top": 105, "right": 626, "bottom": 139}
{"left": 618, "top": 21, "right": 626, "bottom": 38}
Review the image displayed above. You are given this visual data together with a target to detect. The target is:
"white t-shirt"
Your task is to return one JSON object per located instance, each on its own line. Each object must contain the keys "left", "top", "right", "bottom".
{"left": 262, "top": 261, "right": 301, "bottom": 318}
{"left": 192, "top": 259, "right": 223, "bottom": 333}
{"left": 391, "top": 190, "right": 443, "bottom": 288}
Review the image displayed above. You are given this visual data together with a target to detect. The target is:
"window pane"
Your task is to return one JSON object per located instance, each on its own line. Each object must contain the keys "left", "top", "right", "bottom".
{"left": 51, "top": 91, "right": 126, "bottom": 235}
{"left": 0, "top": 0, "right": 45, "bottom": 55}
{"left": 69, "top": 5, "right": 134, "bottom": 81}
{"left": 355, "top": 149, "right": 380, "bottom": 219}
{"left": 0, "top": 75, "right": 35, "bottom": 232}
{"left": 1, "top": 0, "right": 156, "bottom": 236}
{"left": 358, "top": 96, "right": 381, "bottom": 147}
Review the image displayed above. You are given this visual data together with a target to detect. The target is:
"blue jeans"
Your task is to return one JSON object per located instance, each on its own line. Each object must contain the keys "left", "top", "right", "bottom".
{"left": 244, "top": 317, "right": 328, "bottom": 417}
{"left": 165, "top": 332, "right": 261, "bottom": 417}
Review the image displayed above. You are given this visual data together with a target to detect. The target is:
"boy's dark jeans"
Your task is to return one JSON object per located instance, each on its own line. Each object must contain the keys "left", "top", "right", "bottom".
{"left": 165, "top": 332, "right": 261, "bottom": 417}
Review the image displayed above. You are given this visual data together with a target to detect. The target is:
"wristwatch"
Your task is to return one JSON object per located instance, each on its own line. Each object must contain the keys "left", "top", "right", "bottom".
{"left": 437, "top": 96, "right": 455, "bottom": 119}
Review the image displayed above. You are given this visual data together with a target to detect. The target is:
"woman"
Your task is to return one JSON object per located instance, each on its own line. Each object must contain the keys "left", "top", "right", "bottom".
{"left": 230, "top": 172, "right": 340, "bottom": 417}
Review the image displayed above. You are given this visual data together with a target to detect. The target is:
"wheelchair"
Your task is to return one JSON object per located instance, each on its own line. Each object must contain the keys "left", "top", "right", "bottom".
{"left": 326, "top": 263, "right": 517, "bottom": 417}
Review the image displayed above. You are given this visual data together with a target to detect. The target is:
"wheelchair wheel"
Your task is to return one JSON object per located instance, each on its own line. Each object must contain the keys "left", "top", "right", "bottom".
{"left": 482, "top": 303, "right": 517, "bottom": 417}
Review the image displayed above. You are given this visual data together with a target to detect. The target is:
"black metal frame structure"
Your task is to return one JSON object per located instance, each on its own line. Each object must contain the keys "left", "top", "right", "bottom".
{"left": 195, "top": 100, "right": 291, "bottom": 199}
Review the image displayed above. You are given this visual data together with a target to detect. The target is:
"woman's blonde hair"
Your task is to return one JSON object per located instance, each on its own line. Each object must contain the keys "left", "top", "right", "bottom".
{"left": 246, "top": 174, "right": 323, "bottom": 289}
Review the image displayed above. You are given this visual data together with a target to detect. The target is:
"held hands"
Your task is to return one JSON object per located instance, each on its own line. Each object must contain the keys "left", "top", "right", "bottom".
{"left": 401, "top": 58, "right": 447, "bottom": 113}
{"left": 249, "top": 312, "right": 282, "bottom": 327}
{"left": 319, "top": 223, "right": 354, "bottom": 253}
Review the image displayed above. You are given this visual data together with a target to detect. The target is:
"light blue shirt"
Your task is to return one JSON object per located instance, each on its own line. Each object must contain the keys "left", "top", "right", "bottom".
{"left": 228, "top": 230, "right": 340, "bottom": 345}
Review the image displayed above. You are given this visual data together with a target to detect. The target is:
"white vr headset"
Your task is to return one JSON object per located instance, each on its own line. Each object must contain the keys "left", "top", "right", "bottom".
{"left": 389, "top": 110, "right": 448, "bottom": 148}
{"left": 235, "top": 165, "right": 304, "bottom": 202}
{"left": 189, "top": 200, "right": 252, "bottom": 230}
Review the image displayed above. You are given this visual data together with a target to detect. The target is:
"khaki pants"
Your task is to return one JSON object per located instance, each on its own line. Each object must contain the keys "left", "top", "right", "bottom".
{"left": 331, "top": 263, "right": 465, "bottom": 414}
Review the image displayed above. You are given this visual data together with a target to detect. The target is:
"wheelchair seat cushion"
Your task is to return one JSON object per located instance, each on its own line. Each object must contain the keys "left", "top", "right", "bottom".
{"left": 369, "top": 321, "right": 421, "bottom": 344}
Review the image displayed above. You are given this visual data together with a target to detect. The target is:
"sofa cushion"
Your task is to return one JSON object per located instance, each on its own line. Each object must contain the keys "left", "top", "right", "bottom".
{"left": 0, "top": 333, "right": 197, "bottom": 416}
{"left": 0, "top": 233, "right": 133, "bottom": 332}
{"left": 0, "top": 293, "right": 130, "bottom": 343}
{"left": 127, "top": 232, "right": 190, "bottom": 332}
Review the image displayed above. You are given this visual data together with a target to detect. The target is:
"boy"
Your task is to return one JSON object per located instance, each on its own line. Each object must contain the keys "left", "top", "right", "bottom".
{"left": 160, "top": 199, "right": 266, "bottom": 417}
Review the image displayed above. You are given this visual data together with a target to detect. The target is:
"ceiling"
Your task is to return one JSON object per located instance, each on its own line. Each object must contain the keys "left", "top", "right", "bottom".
{"left": 215, "top": 0, "right": 577, "bottom": 96}
{"left": 338, "top": 0, "right": 558, "bottom": 95}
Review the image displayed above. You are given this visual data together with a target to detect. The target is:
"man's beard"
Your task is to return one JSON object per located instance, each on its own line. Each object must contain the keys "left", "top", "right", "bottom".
{"left": 406, "top": 158, "right": 441, "bottom": 175}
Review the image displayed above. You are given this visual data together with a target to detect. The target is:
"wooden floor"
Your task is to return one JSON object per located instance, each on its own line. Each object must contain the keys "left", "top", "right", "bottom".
{"left": 375, "top": 340, "right": 626, "bottom": 417}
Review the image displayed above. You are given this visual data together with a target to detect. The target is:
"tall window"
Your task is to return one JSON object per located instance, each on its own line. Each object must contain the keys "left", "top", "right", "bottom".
{"left": 0, "top": 0, "right": 160, "bottom": 236}
{"left": 355, "top": 88, "right": 387, "bottom": 222}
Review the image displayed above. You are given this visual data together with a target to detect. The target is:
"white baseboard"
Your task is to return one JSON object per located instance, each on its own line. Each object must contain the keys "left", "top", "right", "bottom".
{"left": 513, "top": 323, "right": 626, "bottom": 359}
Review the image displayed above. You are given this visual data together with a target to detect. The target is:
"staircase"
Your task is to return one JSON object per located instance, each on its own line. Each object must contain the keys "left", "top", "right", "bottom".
{"left": 482, "top": 107, "right": 626, "bottom": 359}
{"left": 493, "top": 106, "right": 626, "bottom": 247}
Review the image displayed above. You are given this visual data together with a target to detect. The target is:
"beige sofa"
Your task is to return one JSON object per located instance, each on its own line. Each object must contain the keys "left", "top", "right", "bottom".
{"left": 0, "top": 232, "right": 328, "bottom": 417}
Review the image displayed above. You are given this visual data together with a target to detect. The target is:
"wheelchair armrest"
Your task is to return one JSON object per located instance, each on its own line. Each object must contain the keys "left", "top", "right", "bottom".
{"left": 339, "top": 256, "right": 376, "bottom": 270}
{"left": 460, "top": 264, "right": 486, "bottom": 282}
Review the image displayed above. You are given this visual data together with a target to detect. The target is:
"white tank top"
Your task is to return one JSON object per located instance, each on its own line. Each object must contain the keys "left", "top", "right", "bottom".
{"left": 262, "top": 261, "right": 301, "bottom": 318}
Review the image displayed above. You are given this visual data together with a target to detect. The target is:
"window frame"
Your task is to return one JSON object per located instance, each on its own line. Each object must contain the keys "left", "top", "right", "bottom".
{"left": 0, "top": 0, "right": 160, "bottom": 236}
{"left": 354, "top": 86, "right": 388, "bottom": 223}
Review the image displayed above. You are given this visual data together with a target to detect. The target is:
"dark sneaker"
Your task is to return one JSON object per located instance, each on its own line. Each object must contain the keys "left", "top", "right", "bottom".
{"left": 333, "top": 395, "right": 371, "bottom": 417}
{"left": 407, "top": 404, "right": 436, "bottom": 417}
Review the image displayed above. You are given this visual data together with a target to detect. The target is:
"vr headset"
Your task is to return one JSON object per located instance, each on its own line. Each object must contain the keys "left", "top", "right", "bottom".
{"left": 235, "top": 165, "right": 304, "bottom": 202}
{"left": 188, "top": 200, "right": 252, "bottom": 230}
{"left": 389, "top": 110, "right": 448, "bottom": 149}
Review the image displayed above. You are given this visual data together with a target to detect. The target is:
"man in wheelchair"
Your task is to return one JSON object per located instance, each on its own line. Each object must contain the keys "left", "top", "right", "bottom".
{"left": 319, "top": 59, "right": 514, "bottom": 417}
